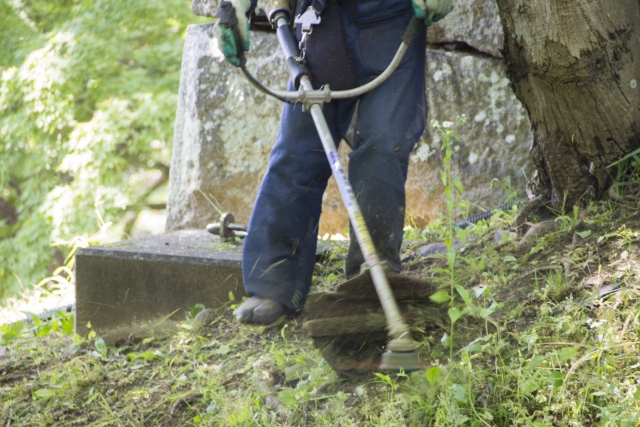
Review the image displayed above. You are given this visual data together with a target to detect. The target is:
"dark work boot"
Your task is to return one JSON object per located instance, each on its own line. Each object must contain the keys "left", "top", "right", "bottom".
{"left": 235, "top": 297, "right": 290, "bottom": 325}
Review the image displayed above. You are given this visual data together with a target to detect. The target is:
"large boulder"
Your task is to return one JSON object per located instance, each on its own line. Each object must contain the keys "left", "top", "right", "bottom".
{"left": 167, "top": 25, "right": 283, "bottom": 231}
{"left": 166, "top": 22, "right": 532, "bottom": 234}
{"left": 192, "top": 0, "right": 217, "bottom": 17}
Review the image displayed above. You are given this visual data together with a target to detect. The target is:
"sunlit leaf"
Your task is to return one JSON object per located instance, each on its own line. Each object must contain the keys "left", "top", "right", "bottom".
{"left": 576, "top": 230, "right": 592, "bottom": 238}
{"left": 32, "top": 388, "right": 57, "bottom": 399}
{"left": 429, "top": 290, "right": 450, "bottom": 304}
{"left": 521, "top": 379, "right": 539, "bottom": 395}
{"left": 472, "top": 285, "right": 488, "bottom": 298}
{"left": 448, "top": 307, "right": 463, "bottom": 324}
{"left": 450, "top": 383, "right": 466, "bottom": 403}
{"left": 277, "top": 389, "right": 298, "bottom": 408}
{"left": 454, "top": 226, "right": 467, "bottom": 245}
{"left": 0, "top": 322, "right": 26, "bottom": 346}
{"left": 447, "top": 250, "right": 455, "bottom": 269}
{"left": 190, "top": 304, "right": 205, "bottom": 319}
{"left": 59, "top": 312, "right": 74, "bottom": 335}
{"left": 455, "top": 285, "right": 470, "bottom": 305}
{"left": 94, "top": 337, "right": 108, "bottom": 357}
{"left": 215, "top": 345, "right": 231, "bottom": 355}
{"left": 549, "top": 370, "right": 565, "bottom": 387}
{"left": 557, "top": 347, "right": 576, "bottom": 360}
{"left": 426, "top": 367, "right": 441, "bottom": 386}
{"left": 452, "top": 176, "right": 464, "bottom": 194}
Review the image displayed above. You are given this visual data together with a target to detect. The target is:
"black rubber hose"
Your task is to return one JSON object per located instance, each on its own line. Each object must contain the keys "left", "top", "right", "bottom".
{"left": 454, "top": 198, "right": 528, "bottom": 229}
{"left": 402, "top": 16, "right": 424, "bottom": 44}
{"left": 240, "top": 66, "right": 296, "bottom": 104}
{"left": 2, "top": 304, "right": 75, "bottom": 328}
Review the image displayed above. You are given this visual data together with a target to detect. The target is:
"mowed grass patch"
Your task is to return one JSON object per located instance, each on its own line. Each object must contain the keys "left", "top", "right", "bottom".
{"left": 3, "top": 195, "right": 640, "bottom": 425}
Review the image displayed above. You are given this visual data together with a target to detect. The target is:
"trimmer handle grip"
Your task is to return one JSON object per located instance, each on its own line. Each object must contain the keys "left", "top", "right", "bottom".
{"left": 218, "top": 1, "right": 247, "bottom": 67}
{"left": 231, "top": 26, "right": 247, "bottom": 67}
{"left": 402, "top": 16, "right": 424, "bottom": 44}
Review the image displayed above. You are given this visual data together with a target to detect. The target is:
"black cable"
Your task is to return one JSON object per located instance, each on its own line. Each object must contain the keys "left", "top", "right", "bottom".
{"left": 2, "top": 304, "right": 75, "bottom": 328}
{"left": 240, "top": 66, "right": 297, "bottom": 104}
{"left": 454, "top": 198, "right": 528, "bottom": 229}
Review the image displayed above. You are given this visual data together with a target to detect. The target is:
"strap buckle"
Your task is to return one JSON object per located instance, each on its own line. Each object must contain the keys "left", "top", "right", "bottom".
{"left": 295, "top": 6, "right": 321, "bottom": 60}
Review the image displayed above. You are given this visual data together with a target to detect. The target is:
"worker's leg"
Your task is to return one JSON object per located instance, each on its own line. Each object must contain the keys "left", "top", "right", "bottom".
{"left": 241, "top": 92, "right": 357, "bottom": 316}
{"left": 344, "top": 14, "right": 427, "bottom": 278}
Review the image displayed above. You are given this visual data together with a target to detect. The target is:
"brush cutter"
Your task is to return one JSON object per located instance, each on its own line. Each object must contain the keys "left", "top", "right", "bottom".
{"left": 234, "top": 11, "right": 436, "bottom": 372}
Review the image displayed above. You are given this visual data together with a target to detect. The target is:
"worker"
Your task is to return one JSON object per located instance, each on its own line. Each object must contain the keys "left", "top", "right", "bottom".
{"left": 214, "top": 0, "right": 452, "bottom": 324}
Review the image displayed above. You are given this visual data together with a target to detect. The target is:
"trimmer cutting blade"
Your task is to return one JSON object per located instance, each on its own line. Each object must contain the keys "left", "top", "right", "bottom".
{"left": 303, "top": 266, "right": 445, "bottom": 374}
{"left": 380, "top": 350, "right": 421, "bottom": 372}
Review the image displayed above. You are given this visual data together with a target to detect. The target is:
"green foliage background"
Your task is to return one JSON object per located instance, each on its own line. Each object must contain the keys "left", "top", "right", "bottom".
{"left": 0, "top": 0, "right": 206, "bottom": 298}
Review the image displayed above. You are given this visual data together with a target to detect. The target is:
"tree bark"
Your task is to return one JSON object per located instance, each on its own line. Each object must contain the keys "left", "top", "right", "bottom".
{"left": 495, "top": 0, "right": 640, "bottom": 207}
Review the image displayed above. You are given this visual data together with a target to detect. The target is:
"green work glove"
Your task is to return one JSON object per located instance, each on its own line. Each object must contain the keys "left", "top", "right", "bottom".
{"left": 411, "top": 0, "right": 453, "bottom": 26}
{"left": 214, "top": 0, "right": 252, "bottom": 67}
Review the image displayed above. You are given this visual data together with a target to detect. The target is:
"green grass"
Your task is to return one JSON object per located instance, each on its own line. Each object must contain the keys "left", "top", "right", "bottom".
{"left": 4, "top": 193, "right": 640, "bottom": 425}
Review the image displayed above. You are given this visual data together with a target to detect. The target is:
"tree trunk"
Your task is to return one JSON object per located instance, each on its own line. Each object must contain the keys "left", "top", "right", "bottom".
{"left": 495, "top": 0, "right": 640, "bottom": 207}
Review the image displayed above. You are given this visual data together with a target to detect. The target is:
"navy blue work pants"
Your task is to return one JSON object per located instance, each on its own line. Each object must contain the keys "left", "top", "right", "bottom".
{"left": 242, "top": 2, "right": 427, "bottom": 310}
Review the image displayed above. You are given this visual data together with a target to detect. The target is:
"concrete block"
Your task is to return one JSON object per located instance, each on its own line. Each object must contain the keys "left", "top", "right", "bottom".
{"left": 75, "top": 229, "right": 244, "bottom": 344}
{"left": 192, "top": 0, "right": 217, "bottom": 17}
{"left": 166, "top": 23, "right": 284, "bottom": 233}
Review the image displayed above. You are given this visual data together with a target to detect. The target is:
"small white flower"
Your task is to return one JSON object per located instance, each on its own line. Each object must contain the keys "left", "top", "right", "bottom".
{"left": 442, "top": 121, "right": 454, "bottom": 128}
